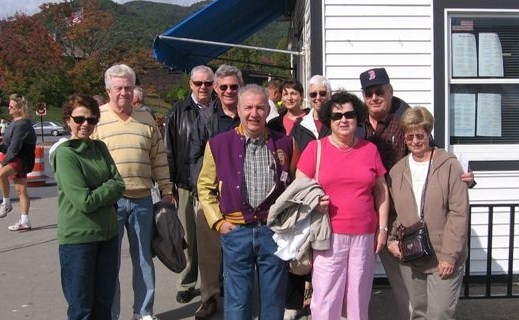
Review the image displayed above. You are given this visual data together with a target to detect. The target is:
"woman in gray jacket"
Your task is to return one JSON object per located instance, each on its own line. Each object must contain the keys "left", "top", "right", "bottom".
{"left": 387, "top": 106, "right": 469, "bottom": 319}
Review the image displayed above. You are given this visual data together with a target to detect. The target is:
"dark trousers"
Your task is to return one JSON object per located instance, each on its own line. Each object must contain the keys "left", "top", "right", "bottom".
{"left": 59, "top": 236, "right": 119, "bottom": 320}
{"left": 285, "top": 273, "right": 307, "bottom": 309}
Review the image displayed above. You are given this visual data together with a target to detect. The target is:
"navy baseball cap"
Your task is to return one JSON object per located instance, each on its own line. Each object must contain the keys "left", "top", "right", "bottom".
{"left": 360, "top": 68, "right": 390, "bottom": 89}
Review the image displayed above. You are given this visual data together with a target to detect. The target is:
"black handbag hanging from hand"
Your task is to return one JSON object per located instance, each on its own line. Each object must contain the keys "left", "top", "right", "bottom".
{"left": 397, "top": 149, "right": 434, "bottom": 263}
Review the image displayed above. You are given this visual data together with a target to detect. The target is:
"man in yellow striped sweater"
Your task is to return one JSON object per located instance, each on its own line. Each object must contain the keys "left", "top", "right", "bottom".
{"left": 92, "top": 64, "right": 173, "bottom": 320}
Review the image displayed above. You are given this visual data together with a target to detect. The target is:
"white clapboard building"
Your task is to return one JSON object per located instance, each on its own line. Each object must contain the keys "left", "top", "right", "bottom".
{"left": 152, "top": 0, "right": 519, "bottom": 281}
{"left": 289, "top": 0, "right": 519, "bottom": 278}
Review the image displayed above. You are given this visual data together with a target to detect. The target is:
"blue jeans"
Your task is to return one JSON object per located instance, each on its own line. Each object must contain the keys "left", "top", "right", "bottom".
{"left": 60, "top": 236, "right": 118, "bottom": 320}
{"left": 221, "top": 224, "right": 287, "bottom": 320}
{"left": 112, "top": 196, "right": 155, "bottom": 318}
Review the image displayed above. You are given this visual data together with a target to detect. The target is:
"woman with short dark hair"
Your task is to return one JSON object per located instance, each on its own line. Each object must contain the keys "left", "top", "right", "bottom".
{"left": 296, "top": 91, "right": 388, "bottom": 319}
{"left": 51, "top": 94, "right": 125, "bottom": 320}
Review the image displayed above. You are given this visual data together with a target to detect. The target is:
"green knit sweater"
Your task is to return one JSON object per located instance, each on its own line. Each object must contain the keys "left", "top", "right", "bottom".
{"left": 51, "top": 139, "right": 125, "bottom": 245}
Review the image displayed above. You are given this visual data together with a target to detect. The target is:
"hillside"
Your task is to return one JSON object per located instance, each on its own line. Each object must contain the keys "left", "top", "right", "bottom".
{"left": 111, "top": 0, "right": 212, "bottom": 49}
{"left": 115, "top": 0, "right": 290, "bottom": 60}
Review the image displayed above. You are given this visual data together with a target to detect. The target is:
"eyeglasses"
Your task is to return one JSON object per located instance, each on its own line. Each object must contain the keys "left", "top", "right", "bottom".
{"left": 404, "top": 133, "right": 426, "bottom": 142}
{"left": 364, "top": 88, "right": 385, "bottom": 98}
{"left": 71, "top": 116, "right": 99, "bottom": 125}
{"left": 219, "top": 84, "right": 239, "bottom": 91}
{"left": 309, "top": 91, "right": 328, "bottom": 98}
{"left": 330, "top": 111, "right": 357, "bottom": 121}
{"left": 192, "top": 80, "right": 214, "bottom": 87}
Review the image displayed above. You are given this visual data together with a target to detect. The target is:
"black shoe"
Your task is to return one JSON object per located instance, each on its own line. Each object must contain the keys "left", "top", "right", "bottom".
{"left": 176, "top": 287, "right": 200, "bottom": 303}
{"left": 195, "top": 296, "right": 217, "bottom": 319}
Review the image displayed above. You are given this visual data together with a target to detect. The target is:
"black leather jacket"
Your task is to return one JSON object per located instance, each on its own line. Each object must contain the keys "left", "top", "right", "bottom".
{"left": 188, "top": 100, "right": 240, "bottom": 195}
{"left": 165, "top": 95, "right": 203, "bottom": 191}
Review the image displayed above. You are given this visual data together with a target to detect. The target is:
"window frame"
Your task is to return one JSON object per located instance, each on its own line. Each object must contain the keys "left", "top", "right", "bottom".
{"left": 433, "top": 0, "right": 519, "bottom": 170}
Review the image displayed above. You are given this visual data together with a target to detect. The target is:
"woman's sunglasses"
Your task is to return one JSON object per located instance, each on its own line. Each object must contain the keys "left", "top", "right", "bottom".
{"left": 71, "top": 116, "right": 99, "bottom": 125}
{"left": 330, "top": 111, "right": 357, "bottom": 121}
{"left": 309, "top": 91, "right": 327, "bottom": 98}
{"left": 404, "top": 133, "right": 426, "bottom": 142}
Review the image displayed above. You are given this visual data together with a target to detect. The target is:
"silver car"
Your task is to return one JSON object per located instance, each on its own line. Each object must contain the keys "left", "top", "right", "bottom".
{"left": 33, "top": 120, "right": 68, "bottom": 136}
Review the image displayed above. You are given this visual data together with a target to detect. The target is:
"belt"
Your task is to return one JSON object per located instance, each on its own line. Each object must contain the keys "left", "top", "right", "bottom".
{"left": 242, "top": 220, "right": 267, "bottom": 228}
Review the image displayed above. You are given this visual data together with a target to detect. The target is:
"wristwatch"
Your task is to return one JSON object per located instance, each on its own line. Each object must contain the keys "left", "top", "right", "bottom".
{"left": 379, "top": 226, "right": 388, "bottom": 232}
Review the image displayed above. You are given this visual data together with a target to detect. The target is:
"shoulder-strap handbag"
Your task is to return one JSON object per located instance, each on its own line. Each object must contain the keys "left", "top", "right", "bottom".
{"left": 314, "top": 139, "right": 322, "bottom": 181}
{"left": 397, "top": 148, "right": 435, "bottom": 263}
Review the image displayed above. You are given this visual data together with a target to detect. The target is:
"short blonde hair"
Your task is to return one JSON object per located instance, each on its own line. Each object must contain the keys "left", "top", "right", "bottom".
{"left": 9, "top": 94, "right": 30, "bottom": 119}
{"left": 400, "top": 106, "right": 434, "bottom": 135}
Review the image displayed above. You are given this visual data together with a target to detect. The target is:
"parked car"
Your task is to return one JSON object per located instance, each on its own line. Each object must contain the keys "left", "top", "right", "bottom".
{"left": 33, "top": 120, "right": 68, "bottom": 136}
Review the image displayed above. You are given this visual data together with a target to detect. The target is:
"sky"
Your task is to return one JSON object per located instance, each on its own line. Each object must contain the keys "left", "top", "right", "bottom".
{"left": 0, "top": 0, "right": 203, "bottom": 20}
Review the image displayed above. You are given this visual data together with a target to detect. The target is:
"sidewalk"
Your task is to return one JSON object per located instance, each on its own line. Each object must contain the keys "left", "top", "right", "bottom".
{"left": 1, "top": 193, "right": 518, "bottom": 319}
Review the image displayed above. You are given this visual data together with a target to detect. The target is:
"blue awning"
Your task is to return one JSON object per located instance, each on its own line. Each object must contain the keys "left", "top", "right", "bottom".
{"left": 152, "top": 0, "right": 290, "bottom": 72}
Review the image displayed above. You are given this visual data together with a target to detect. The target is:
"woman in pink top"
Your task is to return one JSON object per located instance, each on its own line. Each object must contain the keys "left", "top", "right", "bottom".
{"left": 296, "top": 91, "right": 389, "bottom": 320}
{"left": 267, "top": 80, "right": 308, "bottom": 135}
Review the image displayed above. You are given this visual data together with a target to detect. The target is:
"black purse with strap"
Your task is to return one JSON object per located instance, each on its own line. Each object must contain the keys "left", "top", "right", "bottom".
{"left": 396, "top": 149, "right": 434, "bottom": 263}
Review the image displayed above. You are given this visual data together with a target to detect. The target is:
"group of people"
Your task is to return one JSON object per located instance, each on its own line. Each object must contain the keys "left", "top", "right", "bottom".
{"left": 0, "top": 62, "right": 473, "bottom": 320}
{"left": 164, "top": 64, "right": 473, "bottom": 320}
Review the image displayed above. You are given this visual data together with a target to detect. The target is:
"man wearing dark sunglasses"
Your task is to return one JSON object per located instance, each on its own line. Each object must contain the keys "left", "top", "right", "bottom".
{"left": 187, "top": 64, "right": 242, "bottom": 319}
{"left": 357, "top": 67, "right": 413, "bottom": 320}
{"left": 164, "top": 65, "right": 215, "bottom": 309}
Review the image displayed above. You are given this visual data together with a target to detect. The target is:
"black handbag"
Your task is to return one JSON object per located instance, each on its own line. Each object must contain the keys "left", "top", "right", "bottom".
{"left": 397, "top": 219, "right": 433, "bottom": 263}
{"left": 396, "top": 149, "right": 434, "bottom": 263}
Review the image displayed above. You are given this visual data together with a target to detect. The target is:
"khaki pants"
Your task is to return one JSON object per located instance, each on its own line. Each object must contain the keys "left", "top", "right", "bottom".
{"left": 379, "top": 247, "right": 412, "bottom": 320}
{"left": 194, "top": 199, "right": 222, "bottom": 302}
{"left": 400, "top": 263, "right": 464, "bottom": 320}
{"left": 177, "top": 187, "right": 198, "bottom": 289}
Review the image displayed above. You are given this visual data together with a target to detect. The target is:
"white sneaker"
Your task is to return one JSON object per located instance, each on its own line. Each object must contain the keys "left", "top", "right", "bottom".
{"left": 0, "top": 203, "right": 13, "bottom": 218}
{"left": 284, "top": 308, "right": 300, "bottom": 320}
{"left": 8, "top": 220, "right": 31, "bottom": 231}
{"left": 132, "top": 314, "right": 159, "bottom": 320}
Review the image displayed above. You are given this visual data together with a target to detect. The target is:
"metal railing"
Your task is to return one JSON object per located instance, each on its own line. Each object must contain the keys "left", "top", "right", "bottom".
{"left": 462, "top": 204, "right": 519, "bottom": 299}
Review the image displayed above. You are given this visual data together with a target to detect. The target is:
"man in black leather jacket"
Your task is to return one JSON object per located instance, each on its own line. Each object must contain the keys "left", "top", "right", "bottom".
{"left": 165, "top": 65, "right": 215, "bottom": 307}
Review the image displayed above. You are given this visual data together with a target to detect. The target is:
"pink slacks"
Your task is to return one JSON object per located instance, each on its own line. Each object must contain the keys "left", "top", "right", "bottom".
{"left": 311, "top": 233, "right": 376, "bottom": 320}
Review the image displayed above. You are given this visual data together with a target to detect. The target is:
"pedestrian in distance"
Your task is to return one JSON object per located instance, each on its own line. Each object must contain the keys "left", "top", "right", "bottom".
{"left": 0, "top": 94, "right": 37, "bottom": 231}
{"left": 51, "top": 94, "right": 125, "bottom": 320}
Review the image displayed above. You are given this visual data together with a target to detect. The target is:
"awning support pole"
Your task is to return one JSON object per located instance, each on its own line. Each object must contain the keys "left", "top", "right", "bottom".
{"left": 158, "top": 35, "right": 304, "bottom": 56}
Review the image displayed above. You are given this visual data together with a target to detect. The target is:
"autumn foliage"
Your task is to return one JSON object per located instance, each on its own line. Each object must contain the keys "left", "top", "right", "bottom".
{"left": 0, "top": 0, "right": 160, "bottom": 112}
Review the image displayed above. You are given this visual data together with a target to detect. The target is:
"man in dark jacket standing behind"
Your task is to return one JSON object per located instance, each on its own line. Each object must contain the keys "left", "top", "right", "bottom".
{"left": 165, "top": 65, "right": 215, "bottom": 307}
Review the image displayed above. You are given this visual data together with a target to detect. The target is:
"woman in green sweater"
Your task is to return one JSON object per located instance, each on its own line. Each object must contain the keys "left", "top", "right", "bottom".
{"left": 51, "top": 94, "right": 125, "bottom": 320}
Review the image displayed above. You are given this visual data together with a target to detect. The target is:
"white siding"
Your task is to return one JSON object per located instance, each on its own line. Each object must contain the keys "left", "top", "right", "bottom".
{"left": 322, "top": 0, "right": 433, "bottom": 109}
{"left": 315, "top": 0, "right": 519, "bottom": 277}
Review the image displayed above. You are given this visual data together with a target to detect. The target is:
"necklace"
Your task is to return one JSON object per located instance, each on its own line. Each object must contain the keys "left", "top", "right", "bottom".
{"left": 329, "top": 135, "right": 356, "bottom": 152}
